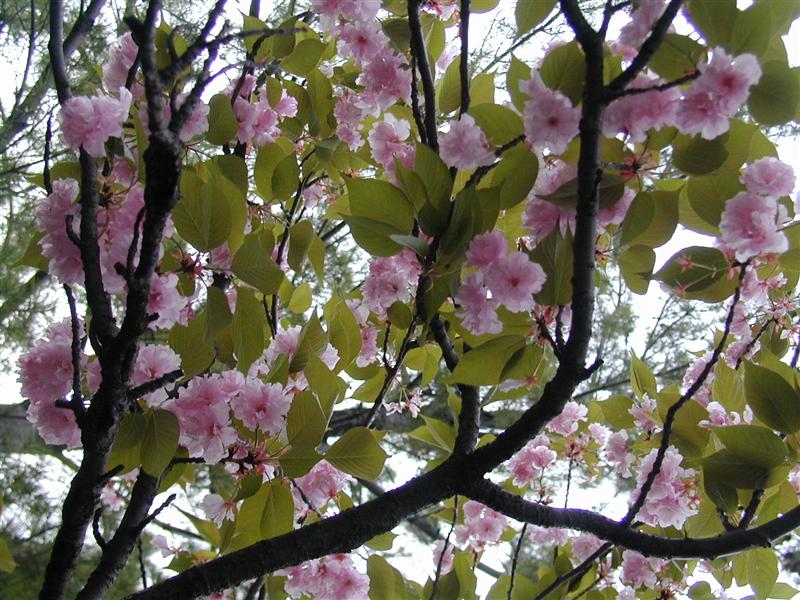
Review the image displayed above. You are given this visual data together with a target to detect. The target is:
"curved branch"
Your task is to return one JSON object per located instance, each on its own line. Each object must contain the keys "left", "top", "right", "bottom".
{"left": 467, "top": 479, "right": 798, "bottom": 560}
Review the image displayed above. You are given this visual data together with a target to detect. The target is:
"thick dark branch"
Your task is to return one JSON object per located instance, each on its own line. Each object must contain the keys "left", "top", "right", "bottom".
{"left": 76, "top": 473, "right": 160, "bottom": 600}
{"left": 62, "top": 0, "right": 106, "bottom": 57}
{"left": 605, "top": 0, "right": 683, "bottom": 97}
{"left": 63, "top": 284, "right": 86, "bottom": 422}
{"left": 467, "top": 479, "right": 799, "bottom": 559}
{"left": 48, "top": 0, "right": 72, "bottom": 103}
{"left": 458, "top": 0, "right": 470, "bottom": 116}
{"left": 407, "top": 0, "right": 438, "bottom": 150}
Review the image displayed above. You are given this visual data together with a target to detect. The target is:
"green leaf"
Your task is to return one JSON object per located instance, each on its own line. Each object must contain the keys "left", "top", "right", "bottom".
{"left": 140, "top": 409, "right": 180, "bottom": 476}
{"left": 712, "top": 425, "right": 787, "bottom": 469}
{"left": 405, "top": 344, "right": 443, "bottom": 386}
{"left": 206, "top": 94, "right": 239, "bottom": 145}
{"left": 231, "top": 232, "right": 285, "bottom": 295}
{"left": 281, "top": 38, "right": 326, "bottom": 76}
{"left": 744, "top": 361, "right": 800, "bottom": 434}
{"left": 288, "top": 282, "right": 312, "bottom": 314}
{"left": 468, "top": 104, "right": 523, "bottom": 147}
{"left": 326, "top": 427, "right": 388, "bottom": 480}
{"left": 325, "top": 296, "right": 361, "bottom": 371}
{"left": 620, "top": 191, "right": 679, "bottom": 248}
{"left": 685, "top": 174, "right": 744, "bottom": 231}
{"left": 687, "top": 0, "right": 736, "bottom": 47}
{"left": 232, "top": 286, "right": 268, "bottom": 373}
{"left": 542, "top": 173, "right": 625, "bottom": 210}
{"left": 702, "top": 449, "right": 789, "bottom": 490}
{"left": 515, "top": 0, "right": 556, "bottom": 37}
{"left": 387, "top": 300, "right": 414, "bottom": 329}
{"left": 288, "top": 219, "right": 314, "bottom": 272}
{"left": 491, "top": 146, "right": 538, "bottom": 209}
{"left": 13, "top": 232, "right": 49, "bottom": 271}
{"left": 254, "top": 140, "right": 295, "bottom": 202}
{"left": 747, "top": 548, "right": 778, "bottom": 600}
{"left": 286, "top": 391, "right": 329, "bottom": 447}
{"left": 205, "top": 285, "right": 233, "bottom": 344}
{"left": 507, "top": 55, "right": 532, "bottom": 111}
{"left": 672, "top": 132, "right": 729, "bottom": 176}
{"left": 529, "top": 230, "right": 573, "bottom": 306}
{"left": 107, "top": 412, "right": 145, "bottom": 474}
{"left": 653, "top": 246, "right": 736, "bottom": 302}
{"left": 409, "top": 416, "right": 456, "bottom": 452}
{"left": 731, "top": 1, "right": 773, "bottom": 57}
{"left": 437, "top": 58, "right": 462, "bottom": 115}
{"left": 619, "top": 245, "right": 655, "bottom": 295}
{"left": 470, "top": 73, "right": 495, "bottom": 106}
{"left": 649, "top": 33, "right": 705, "bottom": 81}
{"left": 445, "top": 336, "right": 526, "bottom": 386}
{"left": 169, "top": 312, "right": 215, "bottom": 378}
{"left": 261, "top": 480, "right": 294, "bottom": 539}
{"left": 630, "top": 352, "right": 657, "bottom": 398}
{"left": 279, "top": 445, "right": 323, "bottom": 478}
{"left": 346, "top": 177, "right": 415, "bottom": 233}
{"left": 173, "top": 170, "right": 232, "bottom": 252}
{"left": 487, "top": 574, "right": 537, "bottom": 600}
{"left": 540, "top": 41, "right": 584, "bottom": 105}
{"left": 287, "top": 313, "right": 328, "bottom": 373}
{"left": 0, "top": 538, "right": 16, "bottom": 573}
{"left": 748, "top": 60, "right": 800, "bottom": 126}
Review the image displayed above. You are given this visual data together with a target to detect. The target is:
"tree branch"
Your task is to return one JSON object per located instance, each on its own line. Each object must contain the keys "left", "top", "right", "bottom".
{"left": 407, "top": 0, "right": 438, "bottom": 150}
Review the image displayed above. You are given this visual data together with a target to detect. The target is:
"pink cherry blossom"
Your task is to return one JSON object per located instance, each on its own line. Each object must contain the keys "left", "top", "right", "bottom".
{"left": 230, "top": 380, "right": 290, "bottom": 435}
{"left": 292, "top": 461, "right": 351, "bottom": 513}
{"left": 173, "top": 376, "right": 239, "bottom": 463}
{"left": 508, "top": 441, "right": 557, "bottom": 487}
{"left": 454, "top": 273, "right": 502, "bottom": 336}
{"left": 633, "top": 446, "right": 697, "bottom": 528}
{"left": 368, "top": 113, "right": 414, "bottom": 171}
{"left": 147, "top": 273, "right": 187, "bottom": 330}
{"left": 741, "top": 157, "right": 796, "bottom": 198}
{"left": 432, "top": 540, "right": 454, "bottom": 575}
{"left": 202, "top": 493, "right": 236, "bottom": 527}
{"left": 546, "top": 400, "right": 587, "bottom": 435}
{"left": 527, "top": 525, "right": 569, "bottom": 546}
{"left": 337, "top": 20, "right": 388, "bottom": 65}
{"left": 629, "top": 394, "right": 659, "bottom": 434}
{"left": 359, "top": 47, "right": 412, "bottom": 111}
{"left": 484, "top": 251, "right": 546, "bottom": 312}
{"left": 719, "top": 191, "right": 788, "bottom": 261}
{"left": 439, "top": 114, "right": 494, "bottom": 170}
{"left": 454, "top": 500, "right": 508, "bottom": 551}
{"left": 524, "top": 160, "right": 577, "bottom": 243}
{"left": 605, "top": 430, "right": 635, "bottom": 477}
{"left": 279, "top": 555, "right": 369, "bottom": 600}
{"left": 621, "top": 550, "right": 665, "bottom": 588}
{"left": 37, "top": 178, "right": 83, "bottom": 286}
{"left": 103, "top": 33, "right": 139, "bottom": 92}
{"left": 618, "top": 0, "right": 668, "bottom": 50}
{"left": 603, "top": 74, "right": 680, "bottom": 142}
{"left": 356, "top": 326, "right": 380, "bottom": 367}
{"left": 131, "top": 345, "right": 181, "bottom": 406}
{"left": 682, "top": 352, "right": 714, "bottom": 406}
{"left": 362, "top": 250, "right": 421, "bottom": 318}
{"left": 60, "top": 88, "right": 133, "bottom": 157}
{"left": 465, "top": 231, "right": 508, "bottom": 269}
{"left": 234, "top": 96, "right": 278, "bottom": 146}
{"left": 675, "top": 50, "right": 761, "bottom": 140}
{"left": 521, "top": 72, "right": 580, "bottom": 154}
{"left": 571, "top": 533, "right": 604, "bottom": 562}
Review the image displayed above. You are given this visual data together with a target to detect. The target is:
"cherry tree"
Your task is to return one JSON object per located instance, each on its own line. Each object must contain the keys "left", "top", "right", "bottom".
{"left": 8, "top": 0, "right": 800, "bottom": 598}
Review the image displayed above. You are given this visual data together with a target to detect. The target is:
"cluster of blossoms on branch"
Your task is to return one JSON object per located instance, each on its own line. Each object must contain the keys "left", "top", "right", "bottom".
{"left": 13, "top": 0, "right": 800, "bottom": 597}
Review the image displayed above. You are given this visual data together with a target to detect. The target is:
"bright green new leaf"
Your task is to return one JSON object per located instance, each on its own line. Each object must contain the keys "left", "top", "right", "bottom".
{"left": 140, "top": 409, "right": 180, "bottom": 476}
{"left": 288, "top": 282, "right": 312, "bottom": 313}
{"left": 686, "top": 0, "right": 736, "bottom": 47}
{"left": 279, "top": 445, "right": 323, "bottom": 478}
{"left": 515, "top": 0, "right": 556, "bottom": 37}
{"left": 649, "top": 33, "right": 704, "bottom": 81}
{"left": 491, "top": 146, "right": 538, "bottom": 209}
{"left": 326, "top": 427, "right": 388, "bottom": 480}
{"left": 173, "top": 170, "right": 232, "bottom": 252}
{"left": 288, "top": 219, "right": 315, "bottom": 272}
{"left": 445, "top": 335, "right": 526, "bottom": 386}
{"left": 630, "top": 352, "right": 657, "bottom": 398}
{"left": 685, "top": 174, "right": 744, "bottom": 231}
{"left": 261, "top": 480, "right": 294, "bottom": 539}
{"left": 540, "top": 41, "right": 584, "bottom": 105}
{"left": 281, "top": 38, "right": 326, "bottom": 76}
{"left": 286, "top": 390, "right": 329, "bottom": 447}
{"left": 747, "top": 548, "right": 778, "bottom": 600}
{"left": 345, "top": 176, "right": 414, "bottom": 233}
{"left": 409, "top": 416, "right": 456, "bottom": 452}
{"left": 672, "top": 133, "right": 730, "bottom": 176}
{"left": 325, "top": 296, "right": 361, "bottom": 370}
{"left": 654, "top": 246, "right": 737, "bottom": 302}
